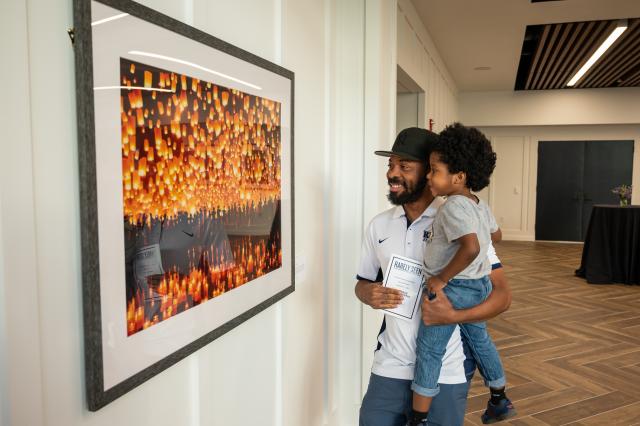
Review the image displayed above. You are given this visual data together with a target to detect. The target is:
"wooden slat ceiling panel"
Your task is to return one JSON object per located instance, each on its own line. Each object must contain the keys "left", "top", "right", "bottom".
{"left": 562, "top": 21, "right": 614, "bottom": 89}
{"left": 546, "top": 22, "right": 585, "bottom": 88}
{"left": 578, "top": 19, "right": 640, "bottom": 88}
{"left": 515, "top": 18, "right": 640, "bottom": 90}
{"left": 626, "top": 71, "right": 640, "bottom": 85}
{"left": 538, "top": 23, "right": 571, "bottom": 89}
{"left": 550, "top": 21, "right": 604, "bottom": 89}
{"left": 525, "top": 25, "right": 551, "bottom": 89}
{"left": 532, "top": 23, "right": 562, "bottom": 88}
{"left": 581, "top": 19, "right": 640, "bottom": 87}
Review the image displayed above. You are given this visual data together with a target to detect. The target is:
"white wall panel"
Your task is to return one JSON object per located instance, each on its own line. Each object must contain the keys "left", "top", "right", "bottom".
{"left": 1, "top": 0, "right": 48, "bottom": 424}
{"left": 396, "top": 0, "right": 459, "bottom": 132}
{"left": 361, "top": 0, "right": 398, "bottom": 398}
{"left": 461, "top": 88, "right": 640, "bottom": 127}
{"left": 491, "top": 137, "right": 527, "bottom": 235}
{"left": 1, "top": 0, "right": 341, "bottom": 425}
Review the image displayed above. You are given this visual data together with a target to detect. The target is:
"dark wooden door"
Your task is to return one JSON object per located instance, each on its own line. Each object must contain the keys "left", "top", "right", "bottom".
{"left": 536, "top": 141, "right": 584, "bottom": 241}
{"left": 581, "top": 141, "right": 634, "bottom": 239}
{"left": 536, "top": 140, "right": 634, "bottom": 242}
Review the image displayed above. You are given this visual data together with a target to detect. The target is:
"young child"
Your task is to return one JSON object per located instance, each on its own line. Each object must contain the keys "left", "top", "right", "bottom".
{"left": 408, "top": 123, "right": 516, "bottom": 425}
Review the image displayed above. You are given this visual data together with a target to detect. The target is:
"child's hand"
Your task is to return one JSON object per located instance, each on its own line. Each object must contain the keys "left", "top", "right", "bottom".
{"left": 427, "top": 276, "right": 447, "bottom": 294}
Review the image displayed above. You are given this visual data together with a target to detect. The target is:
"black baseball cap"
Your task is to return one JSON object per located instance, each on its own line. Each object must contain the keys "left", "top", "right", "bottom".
{"left": 374, "top": 127, "right": 438, "bottom": 162}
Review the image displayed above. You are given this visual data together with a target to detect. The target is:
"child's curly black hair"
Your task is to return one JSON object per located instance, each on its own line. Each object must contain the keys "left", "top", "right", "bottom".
{"left": 433, "top": 122, "right": 496, "bottom": 192}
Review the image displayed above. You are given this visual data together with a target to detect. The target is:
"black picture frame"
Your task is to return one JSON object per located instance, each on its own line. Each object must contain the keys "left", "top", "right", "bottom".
{"left": 73, "top": 0, "right": 294, "bottom": 411}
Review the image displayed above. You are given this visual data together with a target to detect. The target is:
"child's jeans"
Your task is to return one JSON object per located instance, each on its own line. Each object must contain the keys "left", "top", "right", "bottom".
{"left": 412, "top": 275, "right": 506, "bottom": 397}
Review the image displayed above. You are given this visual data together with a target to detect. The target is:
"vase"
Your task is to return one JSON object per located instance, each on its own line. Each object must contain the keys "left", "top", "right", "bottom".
{"left": 620, "top": 198, "right": 629, "bottom": 206}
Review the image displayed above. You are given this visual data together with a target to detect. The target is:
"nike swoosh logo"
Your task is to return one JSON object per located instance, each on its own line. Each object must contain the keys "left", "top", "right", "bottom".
{"left": 378, "top": 237, "right": 390, "bottom": 244}
{"left": 182, "top": 230, "right": 195, "bottom": 237}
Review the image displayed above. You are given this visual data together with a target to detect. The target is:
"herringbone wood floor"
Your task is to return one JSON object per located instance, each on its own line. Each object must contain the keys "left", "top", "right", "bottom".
{"left": 464, "top": 241, "right": 640, "bottom": 426}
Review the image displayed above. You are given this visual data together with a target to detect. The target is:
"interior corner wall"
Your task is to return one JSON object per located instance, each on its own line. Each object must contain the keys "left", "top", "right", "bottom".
{"left": 0, "top": 0, "right": 361, "bottom": 424}
{"left": 396, "top": 0, "right": 459, "bottom": 133}
{"left": 478, "top": 125, "right": 640, "bottom": 241}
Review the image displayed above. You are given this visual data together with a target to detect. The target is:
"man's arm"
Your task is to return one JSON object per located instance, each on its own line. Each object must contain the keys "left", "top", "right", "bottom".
{"left": 421, "top": 266, "right": 511, "bottom": 325}
{"left": 355, "top": 279, "right": 404, "bottom": 309}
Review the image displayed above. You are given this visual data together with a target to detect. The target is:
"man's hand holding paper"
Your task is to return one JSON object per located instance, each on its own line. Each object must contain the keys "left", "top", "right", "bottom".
{"left": 382, "top": 254, "right": 425, "bottom": 321}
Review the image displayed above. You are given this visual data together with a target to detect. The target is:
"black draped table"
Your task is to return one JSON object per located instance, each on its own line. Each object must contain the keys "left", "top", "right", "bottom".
{"left": 576, "top": 205, "right": 640, "bottom": 285}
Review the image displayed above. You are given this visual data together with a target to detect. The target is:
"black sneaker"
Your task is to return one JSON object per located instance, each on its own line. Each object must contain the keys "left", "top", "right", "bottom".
{"left": 481, "top": 398, "right": 517, "bottom": 424}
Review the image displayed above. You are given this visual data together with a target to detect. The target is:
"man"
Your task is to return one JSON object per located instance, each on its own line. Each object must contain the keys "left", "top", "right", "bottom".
{"left": 356, "top": 127, "right": 512, "bottom": 426}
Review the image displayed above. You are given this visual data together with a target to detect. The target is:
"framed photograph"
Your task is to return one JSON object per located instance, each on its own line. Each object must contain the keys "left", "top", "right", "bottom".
{"left": 73, "top": 0, "right": 294, "bottom": 411}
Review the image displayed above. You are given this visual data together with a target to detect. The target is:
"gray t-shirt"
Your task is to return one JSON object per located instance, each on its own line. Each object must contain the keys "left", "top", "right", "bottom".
{"left": 423, "top": 195, "right": 498, "bottom": 280}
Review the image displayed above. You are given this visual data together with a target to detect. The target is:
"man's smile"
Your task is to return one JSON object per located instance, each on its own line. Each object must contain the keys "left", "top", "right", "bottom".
{"left": 388, "top": 179, "right": 407, "bottom": 193}
{"left": 389, "top": 183, "right": 405, "bottom": 192}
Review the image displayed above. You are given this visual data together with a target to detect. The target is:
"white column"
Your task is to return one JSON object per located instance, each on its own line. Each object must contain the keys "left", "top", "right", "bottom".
{"left": 361, "top": 0, "right": 398, "bottom": 398}
{"left": 0, "top": 0, "right": 46, "bottom": 424}
{"left": 324, "top": 0, "right": 367, "bottom": 424}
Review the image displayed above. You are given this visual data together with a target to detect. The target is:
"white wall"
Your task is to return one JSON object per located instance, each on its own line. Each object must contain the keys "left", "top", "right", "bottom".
{"left": 396, "top": 0, "right": 458, "bottom": 132}
{"left": 326, "top": 0, "right": 366, "bottom": 423}
{"left": 460, "top": 88, "right": 640, "bottom": 127}
{"left": 360, "top": 0, "right": 399, "bottom": 397}
{"left": 480, "top": 125, "right": 640, "bottom": 241}
{"left": 0, "top": 0, "right": 370, "bottom": 425}
{"left": 1, "top": 1, "right": 46, "bottom": 426}
{"left": 0, "top": 189, "right": 9, "bottom": 426}
{"left": 396, "top": 93, "right": 419, "bottom": 131}
{"left": 0, "top": 0, "right": 466, "bottom": 424}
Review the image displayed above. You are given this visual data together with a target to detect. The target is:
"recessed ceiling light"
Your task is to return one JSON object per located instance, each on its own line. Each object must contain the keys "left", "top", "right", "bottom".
{"left": 474, "top": 66, "right": 492, "bottom": 71}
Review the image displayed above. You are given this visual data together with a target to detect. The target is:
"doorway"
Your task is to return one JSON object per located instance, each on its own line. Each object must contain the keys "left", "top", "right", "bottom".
{"left": 535, "top": 140, "right": 634, "bottom": 242}
{"left": 396, "top": 65, "right": 424, "bottom": 134}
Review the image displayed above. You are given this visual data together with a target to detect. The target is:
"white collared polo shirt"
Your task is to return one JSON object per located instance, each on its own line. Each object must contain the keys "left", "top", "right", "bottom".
{"left": 357, "top": 197, "right": 501, "bottom": 383}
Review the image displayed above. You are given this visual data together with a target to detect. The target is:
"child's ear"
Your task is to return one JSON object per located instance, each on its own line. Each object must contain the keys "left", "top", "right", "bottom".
{"left": 453, "top": 171, "right": 466, "bottom": 185}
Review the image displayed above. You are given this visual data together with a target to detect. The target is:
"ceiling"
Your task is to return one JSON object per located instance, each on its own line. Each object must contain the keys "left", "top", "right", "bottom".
{"left": 411, "top": 0, "right": 640, "bottom": 92}
{"left": 515, "top": 18, "right": 640, "bottom": 90}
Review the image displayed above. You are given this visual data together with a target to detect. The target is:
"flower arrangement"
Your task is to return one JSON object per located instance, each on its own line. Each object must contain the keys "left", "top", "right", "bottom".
{"left": 612, "top": 184, "right": 632, "bottom": 206}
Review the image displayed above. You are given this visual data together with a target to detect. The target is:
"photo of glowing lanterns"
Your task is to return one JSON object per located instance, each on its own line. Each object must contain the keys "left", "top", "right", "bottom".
{"left": 120, "top": 58, "right": 282, "bottom": 336}
{"left": 77, "top": 0, "right": 294, "bottom": 409}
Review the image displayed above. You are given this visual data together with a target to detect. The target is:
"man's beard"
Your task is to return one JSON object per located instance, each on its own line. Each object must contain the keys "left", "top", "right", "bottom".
{"left": 387, "top": 176, "right": 428, "bottom": 205}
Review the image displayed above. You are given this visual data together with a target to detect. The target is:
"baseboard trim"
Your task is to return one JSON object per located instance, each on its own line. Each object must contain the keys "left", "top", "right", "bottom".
{"left": 502, "top": 233, "right": 535, "bottom": 241}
